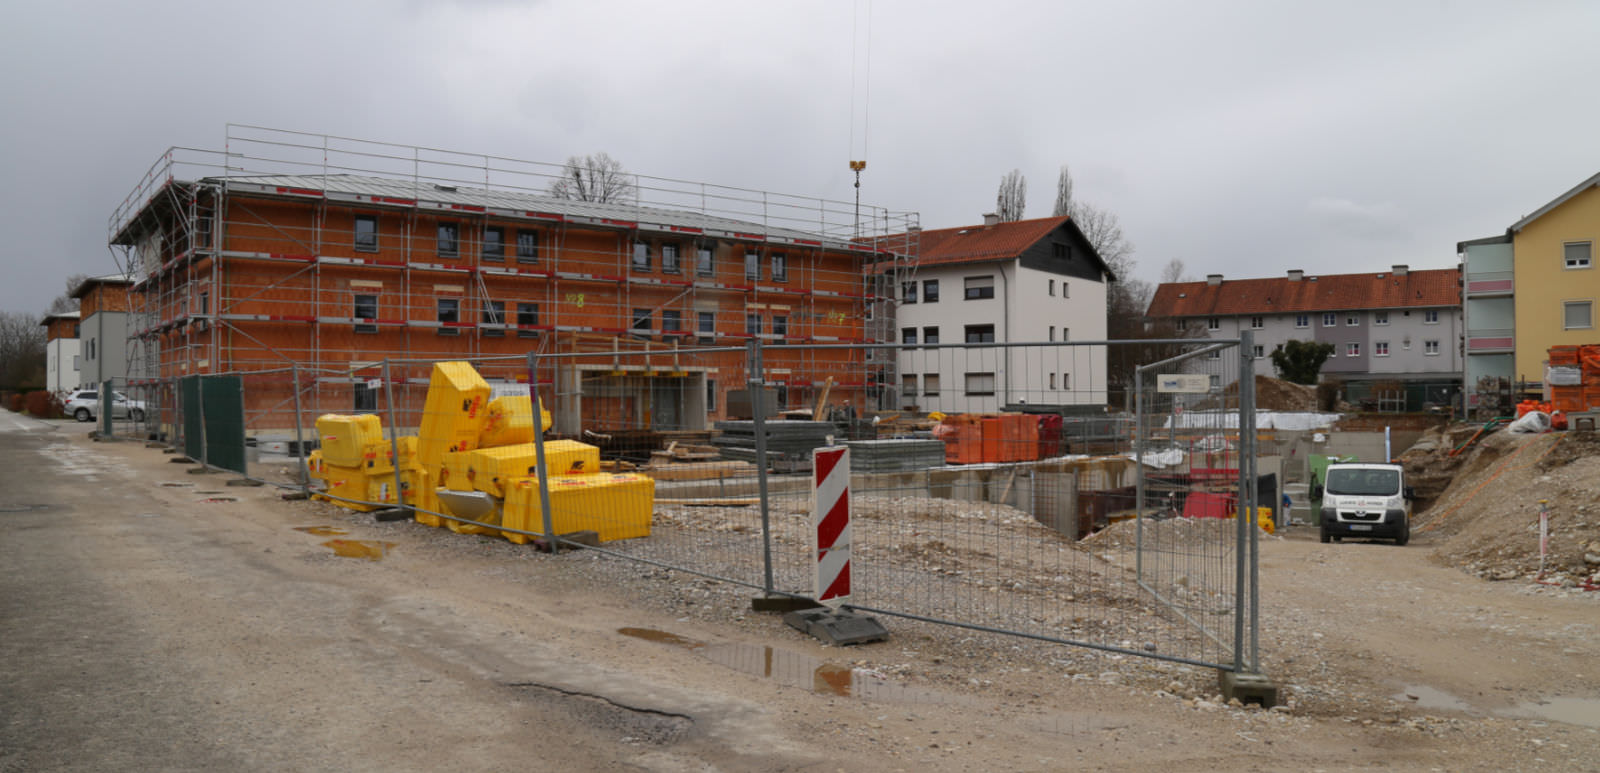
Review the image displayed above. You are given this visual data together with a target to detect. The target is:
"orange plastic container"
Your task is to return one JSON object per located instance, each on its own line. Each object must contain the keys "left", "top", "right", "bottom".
{"left": 1549, "top": 345, "right": 1581, "bottom": 367}
{"left": 981, "top": 418, "right": 1003, "bottom": 463}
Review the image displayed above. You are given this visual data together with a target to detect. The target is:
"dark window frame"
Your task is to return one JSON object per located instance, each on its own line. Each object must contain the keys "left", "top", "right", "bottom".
{"left": 923, "top": 279, "right": 939, "bottom": 302}
{"left": 631, "top": 307, "right": 652, "bottom": 339}
{"left": 964, "top": 324, "right": 995, "bottom": 343}
{"left": 354, "top": 214, "right": 379, "bottom": 252}
{"left": 662, "top": 243, "right": 682, "bottom": 274}
{"left": 964, "top": 276, "right": 995, "bottom": 300}
{"left": 437, "top": 222, "right": 459, "bottom": 258}
{"left": 481, "top": 300, "right": 506, "bottom": 336}
{"left": 482, "top": 226, "right": 505, "bottom": 262}
{"left": 436, "top": 297, "right": 460, "bottom": 335}
{"left": 354, "top": 293, "right": 378, "bottom": 334}
{"left": 632, "top": 242, "right": 651, "bottom": 272}
{"left": 516, "top": 230, "right": 539, "bottom": 264}
{"left": 770, "top": 253, "right": 787, "bottom": 282}
{"left": 697, "top": 311, "right": 716, "bottom": 344}
{"left": 696, "top": 244, "right": 714, "bottom": 276}
{"left": 517, "top": 302, "right": 540, "bottom": 338}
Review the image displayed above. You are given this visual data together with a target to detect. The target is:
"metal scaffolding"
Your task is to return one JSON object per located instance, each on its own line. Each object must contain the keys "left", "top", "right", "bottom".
{"left": 110, "top": 126, "right": 919, "bottom": 438}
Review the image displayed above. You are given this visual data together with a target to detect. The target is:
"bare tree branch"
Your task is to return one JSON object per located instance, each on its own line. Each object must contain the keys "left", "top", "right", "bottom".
{"left": 47, "top": 274, "right": 90, "bottom": 315}
{"left": 995, "top": 169, "right": 1027, "bottom": 222}
{"left": 0, "top": 310, "right": 47, "bottom": 391}
{"left": 547, "top": 152, "right": 638, "bottom": 204}
{"left": 1052, "top": 165, "right": 1074, "bottom": 217}
{"left": 1159, "top": 258, "right": 1192, "bottom": 285}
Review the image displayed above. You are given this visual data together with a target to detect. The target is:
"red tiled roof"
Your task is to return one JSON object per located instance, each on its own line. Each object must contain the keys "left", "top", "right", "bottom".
{"left": 906, "top": 216, "right": 1070, "bottom": 268}
{"left": 1147, "top": 267, "right": 1460, "bottom": 317}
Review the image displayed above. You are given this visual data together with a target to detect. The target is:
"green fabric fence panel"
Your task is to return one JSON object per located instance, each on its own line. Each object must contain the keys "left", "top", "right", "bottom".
{"left": 181, "top": 375, "right": 247, "bottom": 475}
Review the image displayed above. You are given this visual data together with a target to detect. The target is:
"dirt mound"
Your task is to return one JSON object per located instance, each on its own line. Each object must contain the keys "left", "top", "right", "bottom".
{"left": 1417, "top": 431, "right": 1600, "bottom": 587}
{"left": 1225, "top": 375, "right": 1318, "bottom": 411}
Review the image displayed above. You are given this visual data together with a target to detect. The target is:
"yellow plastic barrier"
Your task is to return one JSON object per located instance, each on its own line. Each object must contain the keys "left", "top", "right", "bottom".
{"left": 502, "top": 473, "right": 655, "bottom": 544}
{"left": 479, "top": 395, "right": 553, "bottom": 447}
{"left": 464, "top": 440, "right": 601, "bottom": 497}
{"left": 316, "top": 414, "right": 384, "bottom": 467}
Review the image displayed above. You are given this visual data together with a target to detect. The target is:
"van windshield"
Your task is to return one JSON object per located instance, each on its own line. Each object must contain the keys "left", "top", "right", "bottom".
{"left": 1325, "top": 468, "right": 1399, "bottom": 496}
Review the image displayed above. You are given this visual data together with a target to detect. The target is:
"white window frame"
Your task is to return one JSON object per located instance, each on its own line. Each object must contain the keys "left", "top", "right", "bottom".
{"left": 1424, "top": 339, "right": 1441, "bottom": 355}
{"left": 1564, "top": 241, "right": 1592, "bottom": 270}
{"left": 1374, "top": 341, "right": 1389, "bottom": 357}
{"left": 1423, "top": 309, "right": 1440, "bottom": 324}
{"left": 1322, "top": 313, "right": 1336, "bottom": 327}
{"left": 1374, "top": 311, "right": 1389, "bottom": 326}
{"left": 1249, "top": 316, "right": 1264, "bottom": 329}
{"left": 1294, "top": 314, "right": 1309, "bottom": 329}
{"left": 1207, "top": 317, "right": 1220, "bottom": 331}
{"left": 1346, "top": 342, "right": 1360, "bottom": 357}
{"left": 1345, "top": 314, "right": 1359, "bottom": 326}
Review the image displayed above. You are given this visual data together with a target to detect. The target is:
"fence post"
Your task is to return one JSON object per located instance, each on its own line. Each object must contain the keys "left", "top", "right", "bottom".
{"left": 198, "top": 376, "right": 210, "bottom": 470}
{"left": 1232, "top": 332, "right": 1252, "bottom": 673}
{"left": 527, "top": 352, "right": 557, "bottom": 551}
{"left": 748, "top": 339, "right": 775, "bottom": 595}
{"left": 291, "top": 364, "right": 309, "bottom": 495}
{"left": 382, "top": 360, "right": 406, "bottom": 515}
{"left": 1241, "top": 333, "right": 1261, "bottom": 673}
{"left": 1134, "top": 358, "right": 1146, "bottom": 582}
{"left": 100, "top": 380, "right": 112, "bottom": 437}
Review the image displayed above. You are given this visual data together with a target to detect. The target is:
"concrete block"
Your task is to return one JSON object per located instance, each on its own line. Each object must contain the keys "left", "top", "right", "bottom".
{"left": 751, "top": 595, "right": 822, "bottom": 614}
{"left": 1218, "top": 669, "right": 1280, "bottom": 708}
{"left": 783, "top": 608, "right": 889, "bottom": 646}
{"left": 226, "top": 478, "right": 264, "bottom": 487}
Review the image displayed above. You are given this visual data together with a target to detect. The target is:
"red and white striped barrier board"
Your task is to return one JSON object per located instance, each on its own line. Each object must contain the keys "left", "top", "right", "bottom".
{"left": 812, "top": 446, "right": 852, "bottom": 607}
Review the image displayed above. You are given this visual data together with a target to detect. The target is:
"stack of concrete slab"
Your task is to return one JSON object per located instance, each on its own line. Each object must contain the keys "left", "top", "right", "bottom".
{"left": 846, "top": 439, "right": 946, "bottom": 472}
{"left": 713, "top": 421, "right": 836, "bottom": 473}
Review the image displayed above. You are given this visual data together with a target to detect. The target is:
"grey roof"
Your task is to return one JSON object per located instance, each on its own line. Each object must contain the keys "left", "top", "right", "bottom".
{"left": 211, "top": 173, "right": 861, "bottom": 249}
{"left": 70, "top": 273, "right": 134, "bottom": 299}
{"left": 1510, "top": 170, "right": 1600, "bottom": 233}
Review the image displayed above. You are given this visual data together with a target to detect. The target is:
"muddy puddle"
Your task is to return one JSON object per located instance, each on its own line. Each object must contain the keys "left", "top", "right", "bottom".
{"left": 619, "top": 627, "right": 965, "bottom": 704}
{"left": 198, "top": 496, "right": 238, "bottom": 503}
{"left": 1396, "top": 685, "right": 1600, "bottom": 728}
{"left": 158, "top": 482, "right": 193, "bottom": 488}
{"left": 294, "top": 526, "right": 350, "bottom": 536}
{"left": 321, "top": 539, "right": 395, "bottom": 561}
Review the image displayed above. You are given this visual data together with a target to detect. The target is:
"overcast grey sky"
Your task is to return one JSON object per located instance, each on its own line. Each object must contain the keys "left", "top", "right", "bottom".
{"left": 2, "top": 0, "right": 1597, "bottom": 313}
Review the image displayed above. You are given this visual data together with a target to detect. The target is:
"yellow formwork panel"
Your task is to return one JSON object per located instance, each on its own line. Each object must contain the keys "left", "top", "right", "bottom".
{"left": 478, "top": 395, "right": 553, "bottom": 448}
{"left": 416, "top": 362, "right": 492, "bottom": 472}
{"left": 502, "top": 473, "right": 655, "bottom": 545}
{"left": 306, "top": 449, "right": 326, "bottom": 480}
{"left": 464, "top": 440, "right": 602, "bottom": 498}
{"left": 316, "top": 414, "right": 385, "bottom": 467}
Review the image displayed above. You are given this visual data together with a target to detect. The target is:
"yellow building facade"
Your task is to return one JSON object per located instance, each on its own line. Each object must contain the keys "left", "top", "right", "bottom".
{"left": 1511, "top": 175, "right": 1600, "bottom": 382}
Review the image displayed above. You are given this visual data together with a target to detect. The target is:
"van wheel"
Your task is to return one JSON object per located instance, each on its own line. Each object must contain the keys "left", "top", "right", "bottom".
{"left": 130, "top": 409, "right": 145, "bottom": 422}
{"left": 1395, "top": 523, "right": 1410, "bottom": 547}
{"left": 1320, "top": 529, "right": 1331, "bottom": 544}
{"left": 74, "top": 408, "right": 91, "bottom": 422}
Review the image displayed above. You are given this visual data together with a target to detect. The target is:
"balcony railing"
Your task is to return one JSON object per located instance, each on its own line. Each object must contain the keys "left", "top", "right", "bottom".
{"left": 1466, "top": 328, "right": 1514, "bottom": 352}
{"left": 1464, "top": 271, "right": 1513, "bottom": 296}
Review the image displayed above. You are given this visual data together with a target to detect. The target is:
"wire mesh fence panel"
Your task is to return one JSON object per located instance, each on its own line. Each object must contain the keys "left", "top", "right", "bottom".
{"left": 186, "top": 334, "right": 1257, "bottom": 672}
{"left": 759, "top": 340, "right": 1251, "bottom": 670}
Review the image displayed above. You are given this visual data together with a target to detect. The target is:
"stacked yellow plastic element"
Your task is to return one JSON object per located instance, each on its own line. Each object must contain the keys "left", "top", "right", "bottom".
{"left": 501, "top": 472, "right": 655, "bottom": 545}
{"left": 316, "top": 414, "right": 384, "bottom": 466}
{"left": 478, "top": 395, "right": 552, "bottom": 447}
{"left": 414, "top": 362, "right": 492, "bottom": 527}
{"left": 308, "top": 426, "right": 427, "bottom": 513}
{"left": 463, "top": 440, "right": 600, "bottom": 498}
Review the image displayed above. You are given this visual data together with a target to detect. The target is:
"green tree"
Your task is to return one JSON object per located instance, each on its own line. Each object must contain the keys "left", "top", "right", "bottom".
{"left": 1269, "top": 340, "right": 1335, "bottom": 385}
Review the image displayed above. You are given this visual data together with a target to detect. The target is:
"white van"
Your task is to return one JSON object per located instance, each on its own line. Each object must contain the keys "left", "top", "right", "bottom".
{"left": 1313, "top": 463, "right": 1413, "bottom": 546}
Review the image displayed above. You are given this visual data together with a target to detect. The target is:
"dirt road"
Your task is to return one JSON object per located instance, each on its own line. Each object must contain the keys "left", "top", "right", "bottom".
{"left": 2, "top": 413, "right": 1596, "bottom": 771}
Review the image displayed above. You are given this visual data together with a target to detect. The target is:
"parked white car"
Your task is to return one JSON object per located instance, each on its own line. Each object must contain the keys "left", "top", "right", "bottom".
{"left": 63, "top": 389, "right": 146, "bottom": 423}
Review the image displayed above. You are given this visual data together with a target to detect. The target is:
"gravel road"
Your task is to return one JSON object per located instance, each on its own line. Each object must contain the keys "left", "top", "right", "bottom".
{"left": 2, "top": 412, "right": 1596, "bottom": 771}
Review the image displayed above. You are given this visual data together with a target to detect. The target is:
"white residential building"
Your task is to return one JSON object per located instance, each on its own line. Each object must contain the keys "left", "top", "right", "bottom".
{"left": 882, "top": 215, "right": 1112, "bottom": 413}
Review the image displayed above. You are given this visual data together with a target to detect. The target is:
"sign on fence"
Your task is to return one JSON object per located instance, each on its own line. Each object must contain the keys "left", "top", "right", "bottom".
{"left": 812, "top": 446, "right": 852, "bottom": 607}
{"left": 1157, "top": 373, "right": 1211, "bottom": 393}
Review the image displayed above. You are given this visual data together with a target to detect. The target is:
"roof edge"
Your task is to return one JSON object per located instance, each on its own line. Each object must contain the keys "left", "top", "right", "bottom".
{"left": 1509, "top": 170, "right": 1600, "bottom": 233}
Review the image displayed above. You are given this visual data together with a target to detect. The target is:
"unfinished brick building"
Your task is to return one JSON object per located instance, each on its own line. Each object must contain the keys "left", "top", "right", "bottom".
{"left": 108, "top": 127, "right": 916, "bottom": 437}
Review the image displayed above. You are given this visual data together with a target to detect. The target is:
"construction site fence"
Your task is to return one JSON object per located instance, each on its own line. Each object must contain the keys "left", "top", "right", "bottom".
{"left": 128, "top": 338, "right": 1260, "bottom": 674}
